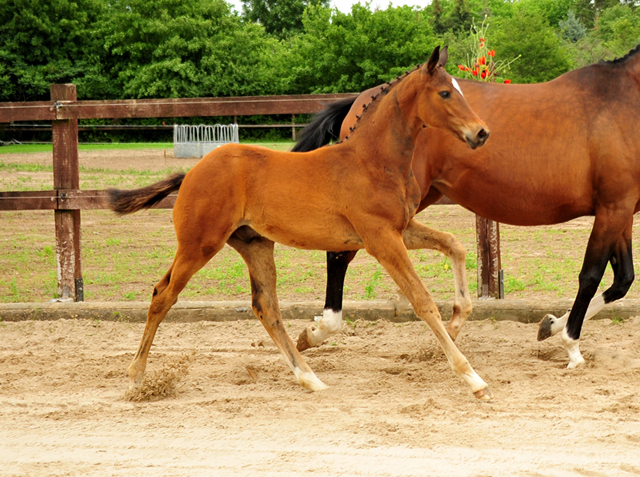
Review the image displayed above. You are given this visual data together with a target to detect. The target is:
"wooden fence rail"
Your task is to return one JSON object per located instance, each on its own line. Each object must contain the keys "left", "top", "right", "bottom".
{"left": 0, "top": 84, "right": 502, "bottom": 302}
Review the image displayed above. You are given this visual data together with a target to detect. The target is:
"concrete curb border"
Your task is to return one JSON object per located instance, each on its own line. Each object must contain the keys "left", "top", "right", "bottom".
{"left": 1, "top": 299, "right": 639, "bottom": 324}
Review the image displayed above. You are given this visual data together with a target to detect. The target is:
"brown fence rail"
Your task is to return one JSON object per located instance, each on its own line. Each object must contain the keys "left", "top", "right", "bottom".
{"left": 0, "top": 84, "right": 502, "bottom": 302}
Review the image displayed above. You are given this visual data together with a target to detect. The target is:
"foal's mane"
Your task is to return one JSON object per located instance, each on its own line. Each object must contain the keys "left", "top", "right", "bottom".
{"left": 338, "top": 64, "right": 422, "bottom": 144}
{"left": 601, "top": 43, "right": 640, "bottom": 65}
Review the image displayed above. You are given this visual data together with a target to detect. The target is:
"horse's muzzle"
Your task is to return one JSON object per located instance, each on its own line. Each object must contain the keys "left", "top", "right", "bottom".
{"left": 465, "top": 127, "right": 490, "bottom": 149}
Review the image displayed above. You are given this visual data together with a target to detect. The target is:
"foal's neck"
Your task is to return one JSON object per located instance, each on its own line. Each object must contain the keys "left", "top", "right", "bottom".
{"left": 339, "top": 73, "right": 424, "bottom": 171}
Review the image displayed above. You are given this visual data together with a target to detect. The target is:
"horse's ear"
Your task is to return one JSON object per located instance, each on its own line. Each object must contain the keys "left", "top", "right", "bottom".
{"left": 438, "top": 45, "right": 449, "bottom": 68}
{"left": 425, "top": 45, "right": 441, "bottom": 75}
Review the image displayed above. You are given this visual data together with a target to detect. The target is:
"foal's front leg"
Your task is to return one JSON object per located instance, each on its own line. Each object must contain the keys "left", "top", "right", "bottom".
{"left": 362, "top": 226, "right": 490, "bottom": 400}
{"left": 297, "top": 219, "right": 472, "bottom": 351}
{"left": 228, "top": 235, "right": 327, "bottom": 391}
{"left": 400, "top": 219, "right": 472, "bottom": 340}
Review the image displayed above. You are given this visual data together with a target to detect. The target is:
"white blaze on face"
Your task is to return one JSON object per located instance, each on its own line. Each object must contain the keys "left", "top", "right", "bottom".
{"left": 451, "top": 78, "right": 464, "bottom": 97}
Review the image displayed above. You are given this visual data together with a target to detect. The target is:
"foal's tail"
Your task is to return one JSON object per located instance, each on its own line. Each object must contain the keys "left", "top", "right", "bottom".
{"left": 107, "top": 172, "right": 186, "bottom": 215}
{"left": 292, "top": 97, "right": 356, "bottom": 152}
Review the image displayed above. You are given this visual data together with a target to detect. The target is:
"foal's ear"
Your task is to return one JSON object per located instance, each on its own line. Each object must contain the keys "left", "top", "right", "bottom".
{"left": 438, "top": 45, "right": 449, "bottom": 68}
{"left": 425, "top": 45, "right": 441, "bottom": 75}
{"left": 425, "top": 45, "right": 449, "bottom": 75}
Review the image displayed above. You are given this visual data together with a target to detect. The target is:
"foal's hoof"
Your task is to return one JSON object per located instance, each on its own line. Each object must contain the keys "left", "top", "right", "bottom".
{"left": 388, "top": 290, "right": 410, "bottom": 317}
{"left": 296, "top": 326, "right": 315, "bottom": 352}
{"left": 473, "top": 387, "right": 493, "bottom": 401}
{"left": 537, "top": 314, "right": 556, "bottom": 341}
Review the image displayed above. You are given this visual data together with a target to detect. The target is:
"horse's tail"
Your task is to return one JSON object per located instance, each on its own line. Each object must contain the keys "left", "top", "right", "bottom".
{"left": 292, "top": 97, "right": 356, "bottom": 152}
{"left": 107, "top": 172, "right": 186, "bottom": 215}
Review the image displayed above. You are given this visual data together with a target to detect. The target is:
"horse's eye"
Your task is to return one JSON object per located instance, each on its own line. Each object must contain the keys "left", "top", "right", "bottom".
{"left": 439, "top": 91, "right": 451, "bottom": 99}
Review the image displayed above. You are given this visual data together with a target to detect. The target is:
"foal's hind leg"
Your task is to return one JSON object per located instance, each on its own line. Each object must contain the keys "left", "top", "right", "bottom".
{"left": 128, "top": 244, "right": 217, "bottom": 387}
{"left": 362, "top": 227, "right": 490, "bottom": 400}
{"left": 228, "top": 235, "right": 327, "bottom": 391}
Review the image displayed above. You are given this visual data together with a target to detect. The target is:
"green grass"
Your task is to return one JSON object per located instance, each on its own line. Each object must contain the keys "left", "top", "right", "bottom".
{"left": 0, "top": 141, "right": 294, "bottom": 155}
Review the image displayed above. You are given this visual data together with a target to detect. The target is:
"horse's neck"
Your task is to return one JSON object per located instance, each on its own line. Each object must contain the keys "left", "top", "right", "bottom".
{"left": 345, "top": 80, "right": 422, "bottom": 170}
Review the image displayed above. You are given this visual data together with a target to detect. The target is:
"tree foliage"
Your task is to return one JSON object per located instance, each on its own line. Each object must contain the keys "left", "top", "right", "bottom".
{"left": 290, "top": 4, "right": 436, "bottom": 93}
{"left": 1, "top": 0, "right": 639, "bottom": 103}
{"left": 241, "top": 0, "right": 329, "bottom": 38}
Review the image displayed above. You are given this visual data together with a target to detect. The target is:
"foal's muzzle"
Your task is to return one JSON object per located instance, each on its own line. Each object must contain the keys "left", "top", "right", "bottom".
{"left": 465, "top": 127, "right": 490, "bottom": 150}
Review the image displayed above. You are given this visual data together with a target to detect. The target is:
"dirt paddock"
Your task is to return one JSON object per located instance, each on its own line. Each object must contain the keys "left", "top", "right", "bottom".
{"left": 1, "top": 315, "right": 640, "bottom": 476}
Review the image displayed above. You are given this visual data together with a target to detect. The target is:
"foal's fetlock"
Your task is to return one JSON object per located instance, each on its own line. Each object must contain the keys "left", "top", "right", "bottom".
{"left": 388, "top": 289, "right": 411, "bottom": 316}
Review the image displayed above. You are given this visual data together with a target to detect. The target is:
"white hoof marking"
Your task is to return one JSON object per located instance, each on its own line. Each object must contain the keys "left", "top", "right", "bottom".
{"left": 306, "top": 309, "right": 343, "bottom": 347}
{"left": 294, "top": 367, "right": 328, "bottom": 391}
{"left": 561, "top": 327, "right": 585, "bottom": 368}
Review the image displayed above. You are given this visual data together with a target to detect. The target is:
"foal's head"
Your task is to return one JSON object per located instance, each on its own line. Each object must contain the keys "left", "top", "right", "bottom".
{"left": 416, "top": 46, "right": 489, "bottom": 149}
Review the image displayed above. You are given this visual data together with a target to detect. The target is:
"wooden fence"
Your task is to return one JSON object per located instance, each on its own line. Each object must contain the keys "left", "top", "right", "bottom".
{"left": 0, "top": 84, "right": 502, "bottom": 302}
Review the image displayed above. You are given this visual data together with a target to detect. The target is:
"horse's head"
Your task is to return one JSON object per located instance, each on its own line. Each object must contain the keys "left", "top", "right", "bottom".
{"left": 417, "top": 46, "right": 490, "bottom": 149}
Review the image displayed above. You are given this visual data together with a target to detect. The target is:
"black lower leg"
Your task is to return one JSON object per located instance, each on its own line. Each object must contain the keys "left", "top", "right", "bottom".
{"left": 566, "top": 254, "right": 609, "bottom": 341}
{"left": 602, "top": 240, "right": 634, "bottom": 304}
{"left": 324, "top": 251, "right": 357, "bottom": 313}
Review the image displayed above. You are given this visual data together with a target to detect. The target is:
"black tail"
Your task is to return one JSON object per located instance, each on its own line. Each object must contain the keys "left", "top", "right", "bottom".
{"left": 292, "top": 97, "right": 356, "bottom": 152}
{"left": 107, "top": 172, "right": 186, "bottom": 215}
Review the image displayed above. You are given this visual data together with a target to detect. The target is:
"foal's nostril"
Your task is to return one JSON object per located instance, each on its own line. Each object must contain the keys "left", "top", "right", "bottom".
{"left": 478, "top": 128, "right": 488, "bottom": 139}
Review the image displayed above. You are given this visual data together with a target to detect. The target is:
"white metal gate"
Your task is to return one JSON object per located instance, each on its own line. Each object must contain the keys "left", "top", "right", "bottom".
{"left": 173, "top": 124, "right": 239, "bottom": 158}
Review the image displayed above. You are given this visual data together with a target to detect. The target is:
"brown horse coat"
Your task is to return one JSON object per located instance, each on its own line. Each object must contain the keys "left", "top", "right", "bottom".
{"left": 297, "top": 45, "right": 640, "bottom": 369}
{"left": 108, "top": 47, "right": 493, "bottom": 399}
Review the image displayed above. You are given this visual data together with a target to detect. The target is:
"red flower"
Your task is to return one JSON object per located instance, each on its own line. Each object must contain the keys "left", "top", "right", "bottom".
{"left": 479, "top": 39, "right": 485, "bottom": 48}
{"left": 504, "top": 79, "right": 511, "bottom": 84}
{"left": 458, "top": 65, "right": 465, "bottom": 71}
{"left": 488, "top": 50, "right": 495, "bottom": 57}
{"left": 478, "top": 56, "right": 486, "bottom": 65}
{"left": 481, "top": 70, "right": 487, "bottom": 79}
{"left": 472, "top": 70, "right": 478, "bottom": 76}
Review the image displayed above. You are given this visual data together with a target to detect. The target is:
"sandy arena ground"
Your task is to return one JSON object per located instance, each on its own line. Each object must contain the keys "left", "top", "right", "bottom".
{"left": 1, "top": 315, "right": 640, "bottom": 476}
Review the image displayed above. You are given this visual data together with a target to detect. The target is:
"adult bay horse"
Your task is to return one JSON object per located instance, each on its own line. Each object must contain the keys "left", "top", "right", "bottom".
{"left": 107, "top": 47, "right": 493, "bottom": 399}
{"left": 295, "top": 45, "right": 640, "bottom": 370}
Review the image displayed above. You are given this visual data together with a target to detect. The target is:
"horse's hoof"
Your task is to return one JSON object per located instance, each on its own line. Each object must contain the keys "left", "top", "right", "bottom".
{"left": 294, "top": 368, "right": 328, "bottom": 391}
{"left": 473, "top": 387, "right": 493, "bottom": 401}
{"left": 537, "top": 314, "right": 556, "bottom": 341}
{"left": 296, "top": 326, "right": 315, "bottom": 352}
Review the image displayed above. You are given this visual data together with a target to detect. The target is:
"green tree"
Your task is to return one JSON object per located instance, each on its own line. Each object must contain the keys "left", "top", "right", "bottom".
{"left": 491, "top": 8, "right": 573, "bottom": 83}
{"left": 101, "top": 0, "right": 288, "bottom": 98}
{"left": 241, "top": 0, "right": 329, "bottom": 38}
{"left": 290, "top": 3, "right": 436, "bottom": 94}
{"left": 0, "top": 0, "right": 109, "bottom": 101}
{"left": 559, "top": 10, "right": 587, "bottom": 42}
{"left": 449, "top": 0, "right": 473, "bottom": 33}
{"left": 596, "top": 4, "right": 640, "bottom": 57}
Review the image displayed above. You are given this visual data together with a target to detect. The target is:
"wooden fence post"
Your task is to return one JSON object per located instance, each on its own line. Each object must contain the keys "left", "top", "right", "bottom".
{"left": 476, "top": 215, "right": 503, "bottom": 299}
{"left": 51, "top": 84, "right": 83, "bottom": 301}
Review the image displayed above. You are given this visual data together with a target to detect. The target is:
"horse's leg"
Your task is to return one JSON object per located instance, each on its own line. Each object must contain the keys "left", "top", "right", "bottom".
{"left": 128, "top": 243, "right": 218, "bottom": 388}
{"left": 297, "top": 250, "right": 357, "bottom": 351}
{"left": 362, "top": 228, "right": 490, "bottom": 400}
{"left": 540, "top": 213, "right": 633, "bottom": 368}
{"left": 228, "top": 235, "right": 327, "bottom": 391}
{"left": 538, "top": 229, "right": 634, "bottom": 341}
{"left": 297, "top": 219, "right": 472, "bottom": 350}
{"left": 400, "top": 219, "right": 472, "bottom": 340}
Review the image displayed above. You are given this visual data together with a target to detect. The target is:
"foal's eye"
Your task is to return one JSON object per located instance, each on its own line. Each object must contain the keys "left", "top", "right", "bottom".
{"left": 439, "top": 91, "right": 451, "bottom": 99}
